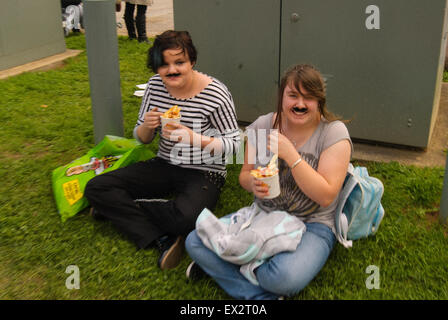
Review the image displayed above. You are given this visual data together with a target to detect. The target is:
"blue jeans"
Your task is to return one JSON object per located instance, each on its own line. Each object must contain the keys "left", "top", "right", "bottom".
{"left": 185, "top": 221, "right": 336, "bottom": 300}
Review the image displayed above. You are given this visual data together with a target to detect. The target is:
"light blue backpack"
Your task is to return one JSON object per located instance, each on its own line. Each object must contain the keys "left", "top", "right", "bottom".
{"left": 334, "top": 163, "right": 385, "bottom": 248}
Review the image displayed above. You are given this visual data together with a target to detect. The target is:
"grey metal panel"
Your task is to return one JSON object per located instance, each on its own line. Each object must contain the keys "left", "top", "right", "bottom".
{"left": 0, "top": 0, "right": 66, "bottom": 71}
{"left": 173, "top": 0, "right": 280, "bottom": 123}
{"left": 281, "top": 0, "right": 448, "bottom": 148}
{"left": 84, "top": 0, "right": 124, "bottom": 143}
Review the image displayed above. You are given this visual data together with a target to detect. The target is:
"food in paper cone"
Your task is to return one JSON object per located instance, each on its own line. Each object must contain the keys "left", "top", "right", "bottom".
{"left": 250, "top": 165, "right": 278, "bottom": 178}
{"left": 162, "top": 105, "right": 181, "bottom": 119}
{"left": 160, "top": 105, "right": 181, "bottom": 129}
{"left": 250, "top": 156, "right": 280, "bottom": 199}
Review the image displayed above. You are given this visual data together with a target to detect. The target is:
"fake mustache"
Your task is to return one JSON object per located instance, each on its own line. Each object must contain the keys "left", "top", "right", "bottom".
{"left": 293, "top": 106, "right": 308, "bottom": 113}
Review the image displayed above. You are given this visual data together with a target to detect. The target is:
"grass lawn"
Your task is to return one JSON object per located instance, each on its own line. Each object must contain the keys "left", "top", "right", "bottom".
{"left": 0, "top": 34, "right": 447, "bottom": 300}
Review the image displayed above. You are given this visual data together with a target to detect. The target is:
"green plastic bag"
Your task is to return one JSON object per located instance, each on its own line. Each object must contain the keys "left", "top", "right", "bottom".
{"left": 52, "top": 135, "right": 155, "bottom": 222}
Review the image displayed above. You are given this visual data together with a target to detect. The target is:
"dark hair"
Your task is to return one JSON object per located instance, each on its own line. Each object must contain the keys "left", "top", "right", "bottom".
{"left": 147, "top": 30, "right": 198, "bottom": 73}
{"left": 273, "top": 64, "right": 345, "bottom": 133}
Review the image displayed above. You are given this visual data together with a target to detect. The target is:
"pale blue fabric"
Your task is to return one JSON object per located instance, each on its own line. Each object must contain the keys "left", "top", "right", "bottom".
{"left": 195, "top": 203, "right": 306, "bottom": 285}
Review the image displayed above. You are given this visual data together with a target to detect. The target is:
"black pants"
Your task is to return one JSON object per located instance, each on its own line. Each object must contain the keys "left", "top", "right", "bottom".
{"left": 85, "top": 157, "right": 224, "bottom": 249}
{"left": 123, "top": 2, "right": 147, "bottom": 40}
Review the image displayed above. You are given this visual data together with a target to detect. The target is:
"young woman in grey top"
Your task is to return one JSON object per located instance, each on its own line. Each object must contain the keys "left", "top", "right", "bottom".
{"left": 186, "top": 64, "right": 352, "bottom": 299}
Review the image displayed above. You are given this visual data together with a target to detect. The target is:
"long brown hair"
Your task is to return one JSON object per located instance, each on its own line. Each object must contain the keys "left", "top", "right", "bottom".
{"left": 273, "top": 64, "right": 345, "bottom": 133}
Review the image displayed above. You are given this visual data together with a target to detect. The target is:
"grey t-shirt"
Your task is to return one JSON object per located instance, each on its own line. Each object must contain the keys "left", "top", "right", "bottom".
{"left": 246, "top": 112, "right": 352, "bottom": 232}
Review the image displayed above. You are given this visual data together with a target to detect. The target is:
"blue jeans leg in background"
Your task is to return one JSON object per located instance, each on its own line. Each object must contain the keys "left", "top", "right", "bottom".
{"left": 185, "top": 222, "right": 336, "bottom": 300}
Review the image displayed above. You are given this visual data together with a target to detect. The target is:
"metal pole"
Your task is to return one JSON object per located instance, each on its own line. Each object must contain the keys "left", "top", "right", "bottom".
{"left": 440, "top": 153, "right": 448, "bottom": 224}
{"left": 83, "top": 0, "right": 124, "bottom": 144}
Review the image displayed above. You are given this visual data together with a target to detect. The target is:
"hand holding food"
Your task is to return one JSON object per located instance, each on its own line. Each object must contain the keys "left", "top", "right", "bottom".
{"left": 251, "top": 179, "right": 270, "bottom": 198}
{"left": 250, "top": 154, "right": 281, "bottom": 199}
{"left": 143, "top": 107, "right": 163, "bottom": 130}
{"left": 161, "top": 121, "right": 193, "bottom": 144}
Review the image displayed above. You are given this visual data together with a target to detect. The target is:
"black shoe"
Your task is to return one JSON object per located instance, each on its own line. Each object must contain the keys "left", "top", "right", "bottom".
{"left": 186, "top": 261, "right": 208, "bottom": 281}
{"left": 138, "top": 37, "right": 151, "bottom": 44}
{"left": 89, "top": 207, "right": 106, "bottom": 221}
{"left": 156, "top": 235, "right": 184, "bottom": 270}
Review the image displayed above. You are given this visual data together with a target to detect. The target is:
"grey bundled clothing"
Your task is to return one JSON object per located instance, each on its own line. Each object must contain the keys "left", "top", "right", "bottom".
{"left": 196, "top": 203, "right": 306, "bottom": 285}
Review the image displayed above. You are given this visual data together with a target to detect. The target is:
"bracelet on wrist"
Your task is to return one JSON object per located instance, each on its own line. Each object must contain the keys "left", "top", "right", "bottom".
{"left": 291, "top": 156, "right": 302, "bottom": 169}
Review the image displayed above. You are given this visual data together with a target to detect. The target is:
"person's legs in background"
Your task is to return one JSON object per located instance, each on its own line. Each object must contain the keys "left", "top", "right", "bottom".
{"left": 123, "top": 1, "right": 136, "bottom": 40}
{"left": 135, "top": 4, "right": 149, "bottom": 43}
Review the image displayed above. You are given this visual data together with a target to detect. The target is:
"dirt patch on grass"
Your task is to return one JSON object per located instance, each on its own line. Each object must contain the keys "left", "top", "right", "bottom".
{"left": 425, "top": 210, "right": 440, "bottom": 223}
{"left": 0, "top": 266, "right": 11, "bottom": 299}
{"left": 0, "top": 151, "right": 22, "bottom": 160}
{"left": 1, "top": 144, "right": 52, "bottom": 161}
{"left": 425, "top": 210, "right": 448, "bottom": 237}
{"left": 0, "top": 264, "right": 48, "bottom": 299}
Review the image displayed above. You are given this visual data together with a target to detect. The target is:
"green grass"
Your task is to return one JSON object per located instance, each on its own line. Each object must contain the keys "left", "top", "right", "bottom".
{"left": 1, "top": 34, "right": 447, "bottom": 300}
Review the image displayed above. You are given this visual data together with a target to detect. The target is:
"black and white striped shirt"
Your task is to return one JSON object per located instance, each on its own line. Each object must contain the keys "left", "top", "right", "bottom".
{"left": 133, "top": 74, "right": 240, "bottom": 177}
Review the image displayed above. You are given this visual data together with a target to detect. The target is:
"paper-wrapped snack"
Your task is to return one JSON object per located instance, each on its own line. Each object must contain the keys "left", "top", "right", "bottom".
{"left": 160, "top": 105, "right": 181, "bottom": 129}
{"left": 250, "top": 155, "right": 280, "bottom": 199}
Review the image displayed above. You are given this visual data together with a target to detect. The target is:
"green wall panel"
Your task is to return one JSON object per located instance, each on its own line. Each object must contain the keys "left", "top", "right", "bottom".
{"left": 173, "top": 0, "right": 280, "bottom": 123}
{"left": 174, "top": 0, "right": 447, "bottom": 148}
{"left": 0, "top": 0, "right": 66, "bottom": 71}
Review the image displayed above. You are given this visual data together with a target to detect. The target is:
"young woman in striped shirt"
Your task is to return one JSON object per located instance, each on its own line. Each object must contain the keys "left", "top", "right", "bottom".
{"left": 85, "top": 30, "right": 240, "bottom": 270}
